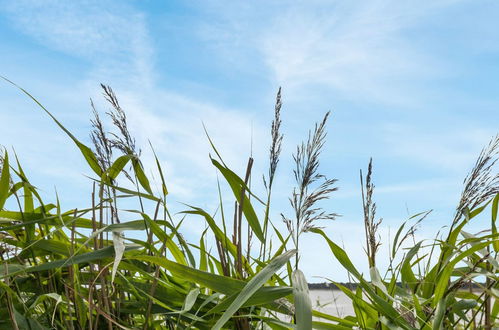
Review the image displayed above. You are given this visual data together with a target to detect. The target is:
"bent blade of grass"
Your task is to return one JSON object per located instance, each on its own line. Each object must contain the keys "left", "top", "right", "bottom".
{"left": 212, "top": 249, "right": 296, "bottom": 330}
{"left": 310, "top": 228, "right": 360, "bottom": 278}
{"left": 292, "top": 269, "right": 312, "bottom": 330}
{"left": 369, "top": 267, "right": 390, "bottom": 297}
{"left": 314, "top": 229, "right": 411, "bottom": 328}
{"left": 392, "top": 221, "right": 406, "bottom": 258}
{"left": 432, "top": 240, "right": 491, "bottom": 306}
{"left": 132, "top": 158, "right": 153, "bottom": 194}
{"left": 211, "top": 158, "right": 265, "bottom": 242}
{"left": 312, "top": 310, "right": 358, "bottom": 328}
{"left": 87, "top": 176, "right": 161, "bottom": 203}
{"left": 106, "top": 154, "right": 133, "bottom": 181}
{"left": 206, "top": 286, "right": 293, "bottom": 314}
{"left": 180, "top": 288, "right": 200, "bottom": 314}
{"left": 132, "top": 255, "right": 245, "bottom": 295}
{"left": 461, "top": 231, "right": 499, "bottom": 268}
{"left": 27, "top": 293, "right": 64, "bottom": 326}
{"left": 142, "top": 213, "right": 187, "bottom": 264}
{"left": 332, "top": 281, "right": 378, "bottom": 320}
{"left": 132, "top": 253, "right": 292, "bottom": 312}
{"left": 111, "top": 230, "right": 125, "bottom": 283}
{"left": 3, "top": 245, "right": 140, "bottom": 277}
{"left": 149, "top": 141, "right": 169, "bottom": 196}
{"left": 1, "top": 76, "right": 103, "bottom": 177}
{"left": 182, "top": 206, "right": 241, "bottom": 264}
{"left": 400, "top": 242, "right": 422, "bottom": 292}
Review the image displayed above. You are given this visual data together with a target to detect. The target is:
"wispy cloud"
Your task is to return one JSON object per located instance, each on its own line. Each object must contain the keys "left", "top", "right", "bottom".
{"left": 195, "top": 0, "right": 465, "bottom": 106}
{"left": 382, "top": 123, "right": 494, "bottom": 172}
{"left": 1, "top": 0, "right": 497, "bottom": 281}
{"left": 100, "top": 89, "right": 268, "bottom": 202}
{"left": 1, "top": 0, "right": 155, "bottom": 88}
{"left": 335, "top": 178, "right": 456, "bottom": 200}
{"left": 0, "top": 0, "right": 270, "bottom": 205}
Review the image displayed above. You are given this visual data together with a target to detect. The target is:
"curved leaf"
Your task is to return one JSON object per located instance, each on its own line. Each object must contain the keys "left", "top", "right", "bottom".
{"left": 293, "top": 269, "right": 312, "bottom": 330}
{"left": 212, "top": 249, "right": 296, "bottom": 330}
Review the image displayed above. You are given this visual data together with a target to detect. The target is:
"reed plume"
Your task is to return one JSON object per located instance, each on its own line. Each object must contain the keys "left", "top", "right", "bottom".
{"left": 457, "top": 134, "right": 499, "bottom": 220}
{"left": 360, "top": 158, "right": 382, "bottom": 269}
{"left": 283, "top": 111, "right": 338, "bottom": 269}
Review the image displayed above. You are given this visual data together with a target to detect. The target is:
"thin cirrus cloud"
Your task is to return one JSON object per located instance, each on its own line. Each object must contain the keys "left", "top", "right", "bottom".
{"left": 194, "top": 0, "right": 461, "bottom": 106}
{"left": 381, "top": 124, "right": 494, "bottom": 173}
{"left": 1, "top": 0, "right": 495, "bottom": 211}
{"left": 0, "top": 0, "right": 268, "bottom": 205}
{"left": 1, "top": 0, "right": 154, "bottom": 88}
{"left": 0, "top": 0, "right": 498, "bottom": 281}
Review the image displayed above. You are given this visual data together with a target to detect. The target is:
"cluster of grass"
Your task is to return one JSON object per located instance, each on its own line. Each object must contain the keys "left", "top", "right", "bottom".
{"left": 0, "top": 80, "right": 498, "bottom": 329}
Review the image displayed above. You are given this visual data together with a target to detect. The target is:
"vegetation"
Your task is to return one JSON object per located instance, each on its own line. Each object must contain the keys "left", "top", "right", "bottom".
{"left": 0, "top": 79, "right": 498, "bottom": 329}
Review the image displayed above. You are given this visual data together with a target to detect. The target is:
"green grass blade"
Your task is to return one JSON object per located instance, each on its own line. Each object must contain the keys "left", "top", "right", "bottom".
{"left": 132, "top": 158, "right": 153, "bottom": 194}
{"left": 492, "top": 193, "right": 499, "bottom": 252}
{"left": 106, "top": 154, "right": 132, "bottom": 181}
{"left": 211, "top": 158, "right": 264, "bottom": 242}
{"left": 132, "top": 255, "right": 245, "bottom": 295}
{"left": 206, "top": 286, "right": 292, "bottom": 314}
{"left": 111, "top": 231, "right": 125, "bottom": 283}
{"left": 13, "top": 153, "right": 35, "bottom": 213}
{"left": 1, "top": 77, "right": 103, "bottom": 177}
{"left": 432, "top": 299, "right": 446, "bottom": 330}
{"left": 142, "top": 213, "right": 187, "bottom": 264}
{"left": 0, "top": 151, "right": 10, "bottom": 210}
{"left": 292, "top": 269, "right": 312, "bottom": 330}
{"left": 3, "top": 245, "right": 139, "bottom": 276}
{"left": 432, "top": 240, "right": 491, "bottom": 305}
{"left": 149, "top": 141, "right": 169, "bottom": 197}
{"left": 212, "top": 249, "right": 296, "bottom": 330}
{"left": 400, "top": 242, "right": 422, "bottom": 291}
{"left": 180, "top": 288, "right": 200, "bottom": 314}
{"left": 310, "top": 228, "right": 360, "bottom": 278}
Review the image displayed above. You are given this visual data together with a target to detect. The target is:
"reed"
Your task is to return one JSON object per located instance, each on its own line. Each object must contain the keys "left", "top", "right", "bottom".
{"left": 0, "top": 79, "right": 497, "bottom": 329}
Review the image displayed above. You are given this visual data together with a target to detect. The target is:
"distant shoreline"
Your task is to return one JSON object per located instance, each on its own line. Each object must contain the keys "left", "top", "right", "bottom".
{"left": 308, "top": 282, "right": 484, "bottom": 290}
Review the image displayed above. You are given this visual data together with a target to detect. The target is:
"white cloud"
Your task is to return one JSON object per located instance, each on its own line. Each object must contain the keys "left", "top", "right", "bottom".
{"left": 99, "top": 88, "right": 269, "bottom": 203}
{"left": 1, "top": 0, "right": 496, "bottom": 282}
{"left": 195, "top": 0, "right": 465, "bottom": 106}
{"left": 1, "top": 0, "right": 155, "bottom": 88}
{"left": 1, "top": 0, "right": 272, "bottom": 205}
{"left": 334, "top": 178, "right": 457, "bottom": 200}
{"left": 382, "top": 123, "right": 494, "bottom": 172}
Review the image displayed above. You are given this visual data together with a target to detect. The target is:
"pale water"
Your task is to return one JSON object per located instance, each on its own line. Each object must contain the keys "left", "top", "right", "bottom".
{"left": 309, "top": 289, "right": 354, "bottom": 318}
{"left": 277, "top": 289, "right": 354, "bottom": 323}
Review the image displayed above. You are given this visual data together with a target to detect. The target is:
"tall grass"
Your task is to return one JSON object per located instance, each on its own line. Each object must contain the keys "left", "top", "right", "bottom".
{"left": 0, "top": 79, "right": 498, "bottom": 329}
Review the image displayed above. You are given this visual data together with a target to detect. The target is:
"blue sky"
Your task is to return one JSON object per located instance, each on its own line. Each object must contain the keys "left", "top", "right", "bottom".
{"left": 0, "top": 0, "right": 498, "bottom": 281}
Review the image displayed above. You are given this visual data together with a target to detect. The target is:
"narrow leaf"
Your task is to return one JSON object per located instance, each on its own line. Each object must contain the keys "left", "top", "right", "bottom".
{"left": 212, "top": 249, "right": 296, "bottom": 330}
{"left": 0, "top": 151, "right": 10, "bottom": 210}
{"left": 293, "top": 269, "right": 312, "bottom": 330}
